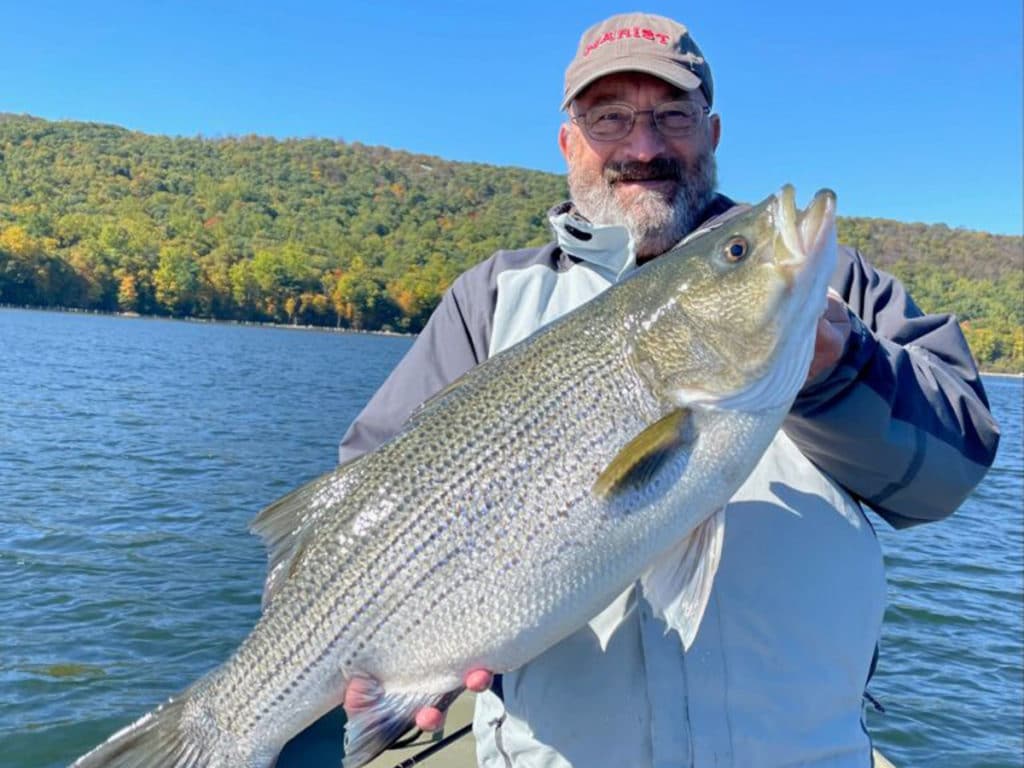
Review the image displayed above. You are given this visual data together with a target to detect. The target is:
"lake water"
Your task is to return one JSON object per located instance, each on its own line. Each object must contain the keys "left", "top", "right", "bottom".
{"left": 1, "top": 308, "right": 1021, "bottom": 768}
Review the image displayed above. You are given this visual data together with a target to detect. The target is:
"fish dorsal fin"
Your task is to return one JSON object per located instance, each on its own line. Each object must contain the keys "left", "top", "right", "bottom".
{"left": 593, "top": 408, "right": 693, "bottom": 500}
{"left": 641, "top": 506, "right": 725, "bottom": 650}
{"left": 250, "top": 462, "right": 359, "bottom": 610}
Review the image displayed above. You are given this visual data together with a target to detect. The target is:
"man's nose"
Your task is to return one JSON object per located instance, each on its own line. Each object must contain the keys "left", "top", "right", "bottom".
{"left": 619, "top": 113, "right": 668, "bottom": 162}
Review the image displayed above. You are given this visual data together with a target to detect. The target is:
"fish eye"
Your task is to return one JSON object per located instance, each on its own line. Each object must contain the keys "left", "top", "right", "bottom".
{"left": 723, "top": 236, "right": 749, "bottom": 263}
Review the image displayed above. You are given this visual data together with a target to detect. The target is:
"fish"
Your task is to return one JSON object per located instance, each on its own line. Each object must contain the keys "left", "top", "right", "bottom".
{"left": 69, "top": 185, "right": 837, "bottom": 768}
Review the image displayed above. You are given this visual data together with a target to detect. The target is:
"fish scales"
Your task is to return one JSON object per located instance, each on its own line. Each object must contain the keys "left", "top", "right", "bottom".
{"left": 199, "top": 316, "right": 657, "bottom": 739}
{"left": 264, "top": 319, "right": 647, "bottom": 710}
{"left": 305, "top": 323, "right": 655, "bottom": 677}
{"left": 225, "top": 311, "right": 708, "bottom": 716}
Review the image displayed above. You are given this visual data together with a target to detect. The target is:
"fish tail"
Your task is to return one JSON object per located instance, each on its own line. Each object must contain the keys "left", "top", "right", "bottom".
{"left": 70, "top": 693, "right": 245, "bottom": 768}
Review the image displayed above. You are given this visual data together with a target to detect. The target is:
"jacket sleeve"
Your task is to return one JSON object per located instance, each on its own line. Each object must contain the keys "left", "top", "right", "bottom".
{"left": 784, "top": 246, "right": 1000, "bottom": 528}
{"left": 337, "top": 263, "right": 497, "bottom": 465}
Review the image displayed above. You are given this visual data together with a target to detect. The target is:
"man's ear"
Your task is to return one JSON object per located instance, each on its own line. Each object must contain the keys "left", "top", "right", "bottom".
{"left": 709, "top": 113, "right": 722, "bottom": 151}
{"left": 558, "top": 122, "right": 572, "bottom": 162}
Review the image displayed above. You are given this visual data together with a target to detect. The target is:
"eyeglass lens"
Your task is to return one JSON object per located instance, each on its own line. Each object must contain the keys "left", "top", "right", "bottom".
{"left": 582, "top": 102, "right": 705, "bottom": 141}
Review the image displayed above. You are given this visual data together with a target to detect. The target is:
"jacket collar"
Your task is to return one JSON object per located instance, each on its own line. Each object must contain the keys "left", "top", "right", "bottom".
{"left": 547, "top": 201, "right": 635, "bottom": 279}
{"left": 547, "top": 194, "right": 739, "bottom": 280}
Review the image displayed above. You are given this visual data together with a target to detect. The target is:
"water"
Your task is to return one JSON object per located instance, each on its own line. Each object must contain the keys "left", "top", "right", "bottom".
{"left": 867, "top": 373, "right": 1024, "bottom": 765}
{"left": 1, "top": 308, "right": 1021, "bottom": 767}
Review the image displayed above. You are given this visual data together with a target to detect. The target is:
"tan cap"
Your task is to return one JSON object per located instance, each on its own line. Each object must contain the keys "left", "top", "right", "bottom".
{"left": 562, "top": 12, "right": 713, "bottom": 110}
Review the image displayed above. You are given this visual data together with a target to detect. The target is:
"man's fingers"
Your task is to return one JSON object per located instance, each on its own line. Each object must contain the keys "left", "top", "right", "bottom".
{"left": 344, "top": 668, "right": 493, "bottom": 734}
{"left": 824, "top": 289, "right": 849, "bottom": 324}
{"left": 416, "top": 669, "right": 491, "bottom": 730}
{"left": 415, "top": 705, "right": 445, "bottom": 732}
{"left": 464, "top": 668, "right": 493, "bottom": 692}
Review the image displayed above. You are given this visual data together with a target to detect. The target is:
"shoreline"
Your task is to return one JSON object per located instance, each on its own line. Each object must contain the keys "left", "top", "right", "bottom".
{"left": 0, "top": 303, "right": 414, "bottom": 339}
{"left": 3, "top": 304, "right": 1022, "bottom": 376}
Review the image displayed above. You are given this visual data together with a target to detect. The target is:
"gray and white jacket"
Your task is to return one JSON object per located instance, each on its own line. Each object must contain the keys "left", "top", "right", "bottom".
{"left": 336, "top": 195, "right": 1000, "bottom": 766}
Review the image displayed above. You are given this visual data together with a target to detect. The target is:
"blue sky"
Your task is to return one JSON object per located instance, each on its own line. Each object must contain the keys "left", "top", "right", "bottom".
{"left": 2, "top": 1, "right": 1021, "bottom": 235}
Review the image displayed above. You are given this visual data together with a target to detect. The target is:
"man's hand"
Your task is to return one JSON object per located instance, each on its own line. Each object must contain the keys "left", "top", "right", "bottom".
{"left": 805, "top": 289, "right": 852, "bottom": 386}
{"left": 342, "top": 668, "right": 494, "bottom": 732}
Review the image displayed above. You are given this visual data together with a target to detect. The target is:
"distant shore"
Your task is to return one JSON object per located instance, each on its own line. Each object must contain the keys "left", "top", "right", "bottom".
{"left": 0, "top": 304, "right": 414, "bottom": 338}
{"left": 3, "top": 304, "right": 1022, "bottom": 376}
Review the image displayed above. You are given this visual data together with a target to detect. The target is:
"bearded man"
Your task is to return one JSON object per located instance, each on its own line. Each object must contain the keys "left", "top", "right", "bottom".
{"left": 279, "top": 11, "right": 998, "bottom": 768}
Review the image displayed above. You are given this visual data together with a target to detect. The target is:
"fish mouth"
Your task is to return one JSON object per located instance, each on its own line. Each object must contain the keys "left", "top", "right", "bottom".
{"left": 798, "top": 188, "right": 837, "bottom": 257}
{"left": 773, "top": 186, "right": 836, "bottom": 286}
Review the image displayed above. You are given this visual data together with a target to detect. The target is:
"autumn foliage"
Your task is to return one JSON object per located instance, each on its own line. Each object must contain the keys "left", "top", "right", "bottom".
{"left": 1, "top": 114, "right": 1021, "bottom": 371}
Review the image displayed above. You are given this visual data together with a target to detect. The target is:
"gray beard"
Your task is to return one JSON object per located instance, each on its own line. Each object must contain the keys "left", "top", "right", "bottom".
{"left": 568, "top": 151, "right": 718, "bottom": 260}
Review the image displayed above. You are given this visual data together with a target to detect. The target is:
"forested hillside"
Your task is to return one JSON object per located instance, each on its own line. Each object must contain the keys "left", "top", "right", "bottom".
{"left": 1, "top": 114, "right": 1021, "bottom": 370}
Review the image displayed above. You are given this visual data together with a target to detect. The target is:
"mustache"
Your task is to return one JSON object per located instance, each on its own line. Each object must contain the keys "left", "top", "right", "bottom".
{"left": 604, "top": 158, "right": 683, "bottom": 184}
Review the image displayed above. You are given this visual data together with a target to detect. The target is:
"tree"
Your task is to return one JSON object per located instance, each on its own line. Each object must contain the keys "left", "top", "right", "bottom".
{"left": 154, "top": 245, "right": 199, "bottom": 315}
{"left": 117, "top": 273, "right": 139, "bottom": 312}
{"left": 330, "top": 258, "right": 396, "bottom": 331}
{"left": 386, "top": 253, "right": 457, "bottom": 331}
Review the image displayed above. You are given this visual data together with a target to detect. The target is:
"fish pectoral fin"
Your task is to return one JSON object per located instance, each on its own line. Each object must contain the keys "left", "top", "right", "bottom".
{"left": 641, "top": 507, "right": 725, "bottom": 651}
{"left": 342, "top": 677, "right": 462, "bottom": 768}
{"left": 593, "top": 408, "right": 694, "bottom": 500}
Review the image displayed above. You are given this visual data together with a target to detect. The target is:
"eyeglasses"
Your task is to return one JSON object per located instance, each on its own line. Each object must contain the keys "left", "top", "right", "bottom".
{"left": 572, "top": 101, "right": 711, "bottom": 142}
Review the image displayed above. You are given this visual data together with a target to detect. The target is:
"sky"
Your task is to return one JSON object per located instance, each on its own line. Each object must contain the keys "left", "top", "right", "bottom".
{"left": 1, "top": 0, "right": 1021, "bottom": 236}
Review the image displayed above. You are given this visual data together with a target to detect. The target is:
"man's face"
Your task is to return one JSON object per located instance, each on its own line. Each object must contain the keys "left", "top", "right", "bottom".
{"left": 559, "top": 72, "right": 721, "bottom": 262}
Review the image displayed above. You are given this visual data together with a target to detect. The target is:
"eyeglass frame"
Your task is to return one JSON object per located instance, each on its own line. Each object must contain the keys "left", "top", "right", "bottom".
{"left": 570, "top": 100, "right": 712, "bottom": 142}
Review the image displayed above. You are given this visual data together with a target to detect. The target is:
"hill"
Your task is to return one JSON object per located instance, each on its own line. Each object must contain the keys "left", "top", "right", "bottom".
{"left": 1, "top": 114, "right": 1021, "bottom": 370}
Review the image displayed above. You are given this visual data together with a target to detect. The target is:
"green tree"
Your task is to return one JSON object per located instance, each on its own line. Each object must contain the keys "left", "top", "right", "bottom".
{"left": 154, "top": 245, "right": 199, "bottom": 315}
{"left": 329, "top": 258, "right": 396, "bottom": 330}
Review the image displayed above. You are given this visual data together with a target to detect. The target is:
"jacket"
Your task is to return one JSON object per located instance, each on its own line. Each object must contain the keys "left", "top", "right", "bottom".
{"left": 332, "top": 195, "right": 999, "bottom": 766}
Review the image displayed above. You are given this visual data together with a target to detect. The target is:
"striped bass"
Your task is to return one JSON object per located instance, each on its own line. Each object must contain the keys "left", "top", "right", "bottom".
{"left": 71, "top": 185, "right": 837, "bottom": 768}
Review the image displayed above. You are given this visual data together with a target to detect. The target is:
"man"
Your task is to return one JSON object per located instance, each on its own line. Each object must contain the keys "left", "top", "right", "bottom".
{"left": 282, "top": 11, "right": 1000, "bottom": 767}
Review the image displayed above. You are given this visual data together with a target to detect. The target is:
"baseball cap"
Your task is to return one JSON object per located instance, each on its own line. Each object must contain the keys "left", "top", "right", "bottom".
{"left": 562, "top": 12, "right": 713, "bottom": 110}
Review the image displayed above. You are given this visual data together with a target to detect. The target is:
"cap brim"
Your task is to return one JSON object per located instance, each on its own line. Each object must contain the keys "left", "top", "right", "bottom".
{"left": 561, "top": 58, "right": 703, "bottom": 111}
